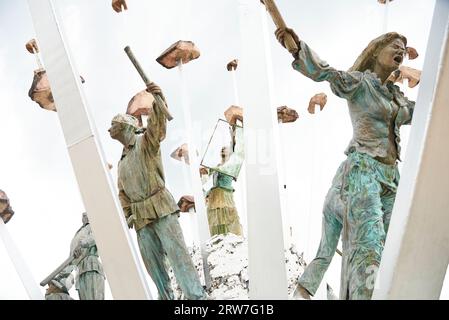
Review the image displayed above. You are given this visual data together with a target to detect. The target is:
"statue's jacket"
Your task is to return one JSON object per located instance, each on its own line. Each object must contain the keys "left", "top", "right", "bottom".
{"left": 292, "top": 40, "right": 415, "bottom": 163}
{"left": 118, "top": 98, "right": 179, "bottom": 231}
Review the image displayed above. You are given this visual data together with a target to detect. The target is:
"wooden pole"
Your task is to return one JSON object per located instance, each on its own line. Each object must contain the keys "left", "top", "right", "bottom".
{"left": 124, "top": 46, "right": 173, "bottom": 121}
{"left": 39, "top": 256, "right": 74, "bottom": 286}
{"left": 260, "top": 0, "right": 298, "bottom": 54}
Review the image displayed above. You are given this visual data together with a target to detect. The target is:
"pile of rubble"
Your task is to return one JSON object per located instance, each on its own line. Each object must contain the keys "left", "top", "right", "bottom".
{"left": 170, "top": 233, "right": 307, "bottom": 300}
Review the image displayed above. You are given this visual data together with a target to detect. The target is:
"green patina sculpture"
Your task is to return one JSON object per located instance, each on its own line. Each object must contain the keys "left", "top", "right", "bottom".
{"left": 109, "top": 82, "right": 206, "bottom": 300}
{"left": 45, "top": 266, "right": 75, "bottom": 300}
{"left": 205, "top": 147, "right": 243, "bottom": 237}
{"left": 276, "top": 29, "right": 414, "bottom": 300}
{"left": 70, "top": 212, "right": 105, "bottom": 300}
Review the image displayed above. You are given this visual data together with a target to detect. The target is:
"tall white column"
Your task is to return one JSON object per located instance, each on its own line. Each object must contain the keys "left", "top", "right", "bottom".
{"left": 27, "top": 0, "right": 152, "bottom": 299}
{"left": 373, "top": 0, "right": 449, "bottom": 300}
{"left": 238, "top": 0, "right": 288, "bottom": 299}
{"left": 0, "top": 219, "right": 44, "bottom": 300}
{"left": 228, "top": 64, "right": 248, "bottom": 234}
{"left": 382, "top": 0, "right": 390, "bottom": 33}
{"left": 277, "top": 121, "right": 293, "bottom": 249}
{"left": 177, "top": 61, "right": 212, "bottom": 288}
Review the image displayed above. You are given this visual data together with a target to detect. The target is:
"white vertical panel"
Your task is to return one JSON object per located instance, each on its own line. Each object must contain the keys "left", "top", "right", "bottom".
{"left": 238, "top": 0, "right": 288, "bottom": 299}
{"left": 0, "top": 219, "right": 44, "bottom": 300}
{"left": 27, "top": 0, "right": 151, "bottom": 299}
{"left": 373, "top": 0, "right": 449, "bottom": 300}
{"left": 177, "top": 62, "right": 212, "bottom": 288}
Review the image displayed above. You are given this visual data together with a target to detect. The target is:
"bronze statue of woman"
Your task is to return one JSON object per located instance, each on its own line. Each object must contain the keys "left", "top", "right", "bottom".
{"left": 204, "top": 146, "right": 243, "bottom": 237}
{"left": 275, "top": 28, "right": 415, "bottom": 300}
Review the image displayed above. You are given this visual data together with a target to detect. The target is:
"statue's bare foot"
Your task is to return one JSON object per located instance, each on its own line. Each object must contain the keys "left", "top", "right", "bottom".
{"left": 293, "top": 284, "right": 311, "bottom": 300}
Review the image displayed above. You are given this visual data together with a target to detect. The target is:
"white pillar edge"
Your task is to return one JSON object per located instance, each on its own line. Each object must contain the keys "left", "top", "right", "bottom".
{"left": 177, "top": 62, "right": 212, "bottom": 288}
{"left": 27, "top": 0, "right": 152, "bottom": 300}
{"left": 0, "top": 219, "right": 44, "bottom": 300}
{"left": 373, "top": 0, "right": 449, "bottom": 300}
{"left": 238, "top": 0, "right": 288, "bottom": 299}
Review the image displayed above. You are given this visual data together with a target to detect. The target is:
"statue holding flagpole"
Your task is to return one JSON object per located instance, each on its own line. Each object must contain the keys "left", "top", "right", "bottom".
{"left": 263, "top": 0, "right": 417, "bottom": 300}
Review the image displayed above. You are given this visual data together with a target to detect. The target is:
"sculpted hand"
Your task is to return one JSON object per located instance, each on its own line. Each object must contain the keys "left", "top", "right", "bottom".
{"left": 112, "top": 0, "right": 128, "bottom": 13}
{"left": 199, "top": 166, "right": 209, "bottom": 176}
{"left": 146, "top": 82, "right": 162, "bottom": 95}
{"left": 275, "top": 27, "right": 300, "bottom": 56}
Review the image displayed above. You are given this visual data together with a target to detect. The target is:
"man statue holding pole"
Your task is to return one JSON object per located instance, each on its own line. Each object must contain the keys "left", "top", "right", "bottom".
{"left": 109, "top": 78, "right": 206, "bottom": 299}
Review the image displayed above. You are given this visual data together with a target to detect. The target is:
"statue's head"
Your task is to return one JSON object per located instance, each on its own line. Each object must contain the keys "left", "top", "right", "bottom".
{"left": 221, "top": 146, "right": 231, "bottom": 162}
{"left": 82, "top": 212, "right": 89, "bottom": 225}
{"left": 349, "top": 32, "right": 407, "bottom": 75}
{"left": 108, "top": 113, "right": 139, "bottom": 146}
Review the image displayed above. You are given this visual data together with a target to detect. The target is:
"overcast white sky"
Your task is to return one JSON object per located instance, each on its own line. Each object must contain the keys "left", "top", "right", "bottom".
{"left": 0, "top": 0, "right": 444, "bottom": 299}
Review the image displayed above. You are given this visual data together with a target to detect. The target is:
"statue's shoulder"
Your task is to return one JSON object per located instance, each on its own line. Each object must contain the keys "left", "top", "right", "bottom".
{"left": 74, "top": 223, "right": 91, "bottom": 237}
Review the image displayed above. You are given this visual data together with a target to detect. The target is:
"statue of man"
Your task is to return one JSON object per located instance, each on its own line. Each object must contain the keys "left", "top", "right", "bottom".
{"left": 109, "top": 82, "right": 206, "bottom": 300}
{"left": 70, "top": 212, "right": 105, "bottom": 300}
{"left": 275, "top": 28, "right": 414, "bottom": 300}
